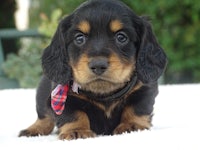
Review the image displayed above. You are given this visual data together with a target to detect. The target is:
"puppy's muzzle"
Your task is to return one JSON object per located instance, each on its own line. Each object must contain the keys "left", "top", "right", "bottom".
{"left": 89, "top": 58, "right": 108, "bottom": 75}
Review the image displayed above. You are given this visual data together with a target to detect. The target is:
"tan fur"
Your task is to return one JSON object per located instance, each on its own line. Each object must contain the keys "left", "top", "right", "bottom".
{"left": 110, "top": 19, "right": 123, "bottom": 32}
{"left": 58, "top": 111, "right": 96, "bottom": 140}
{"left": 113, "top": 106, "right": 151, "bottom": 134}
{"left": 69, "top": 92, "right": 121, "bottom": 118}
{"left": 77, "top": 20, "right": 91, "bottom": 34}
{"left": 72, "top": 54, "right": 90, "bottom": 84}
{"left": 19, "top": 116, "right": 54, "bottom": 136}
{"left": 72, "top": 54, "right": 135, "bottom": 94}
{"left": 109, "top": 54, "right": 135, "bottom": 83}
{"left": 124, "top": 81, "right": 143, "bottom": 99}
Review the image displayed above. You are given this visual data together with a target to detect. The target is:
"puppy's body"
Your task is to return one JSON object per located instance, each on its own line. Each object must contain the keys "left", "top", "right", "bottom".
{"left": 19, "top": 0, "right": 167, "bottom": 140}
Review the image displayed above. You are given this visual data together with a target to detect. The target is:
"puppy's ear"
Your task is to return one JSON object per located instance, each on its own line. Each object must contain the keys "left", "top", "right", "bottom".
{"left": 136, "top": 18, "right": 167, "bottom": 84}
{"left": 42, "top": 15, "right": 73, "bottom": 84}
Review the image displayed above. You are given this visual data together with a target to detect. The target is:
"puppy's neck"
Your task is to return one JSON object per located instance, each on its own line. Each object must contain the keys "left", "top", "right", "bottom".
{"left": 78, "top": 75, "right": 138, "bottom": 102}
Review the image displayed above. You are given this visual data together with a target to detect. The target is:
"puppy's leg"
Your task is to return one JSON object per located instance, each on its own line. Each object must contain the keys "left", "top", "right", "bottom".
{"left": 113, "top": 106, "right": 152, "bottom": 134}
{"left": 58, "top": 111, "right": 96, "bottom": 140}
{"left": 19, "top": 116, "right": 54, "bottom": 137}
{"left": 19, "top": 76, "right": 55, "bottom": 137}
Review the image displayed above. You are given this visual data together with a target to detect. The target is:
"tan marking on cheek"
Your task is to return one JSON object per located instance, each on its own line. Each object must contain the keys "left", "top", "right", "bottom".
{"left": 108, "top": 54, "right": 134, "bottom": 83}
{"left": 72, "top": 54, "right": 91, "bottom": 84}
{"left": 110, "top": 20, "right": 123, "bottom": 32}
{"left": 77, "top": 20, "right": 91, "bottom": 34}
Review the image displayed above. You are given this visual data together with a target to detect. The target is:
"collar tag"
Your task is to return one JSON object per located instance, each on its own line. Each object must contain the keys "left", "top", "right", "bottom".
{"left": 72, "top": 82, "right": 81, "bottom": 94}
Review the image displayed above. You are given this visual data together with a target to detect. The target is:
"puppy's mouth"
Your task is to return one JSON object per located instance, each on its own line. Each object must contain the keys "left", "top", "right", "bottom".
{"left": 78, "top": 76, "right": 128, "bottom": 95}
{"left": 77, "top": 75, "right": 138, "bottom": 102}
{"left": 85, "top": 75, "right": 121, "bottom": 83}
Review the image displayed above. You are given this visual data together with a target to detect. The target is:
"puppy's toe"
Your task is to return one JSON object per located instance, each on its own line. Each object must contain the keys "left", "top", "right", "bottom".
{"left": 59, "top": 130, "right": 96, "bottom": 140}
{"left": 113, "top": 123, "right": 149, "bottom": 135}
{"left": 113, "top": 123, "right": 134, "bottom": 134}
{"left": 18, "top": 117, "right": 54, "bottom": 137}
{"left": 19, "top": 129, "right": 39, "bottom": 137}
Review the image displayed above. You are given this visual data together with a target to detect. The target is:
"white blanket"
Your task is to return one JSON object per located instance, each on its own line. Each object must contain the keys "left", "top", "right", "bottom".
{"left": 0, "top": 84, "right": 200, "bottom": 150}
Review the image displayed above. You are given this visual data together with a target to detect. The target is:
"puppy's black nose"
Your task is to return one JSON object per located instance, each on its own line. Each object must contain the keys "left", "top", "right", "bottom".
{"left": 89, "top": 58, "right": 108, "bottom": 75}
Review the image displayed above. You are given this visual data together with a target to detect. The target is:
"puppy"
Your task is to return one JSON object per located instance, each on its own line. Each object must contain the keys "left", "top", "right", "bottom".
{"left": 19, "top": 0, "right": 167, "bottom": 140}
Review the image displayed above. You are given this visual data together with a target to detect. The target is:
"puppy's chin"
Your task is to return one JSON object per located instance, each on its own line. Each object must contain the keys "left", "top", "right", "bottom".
{"left": 80, "top": 79, "right": 126, "bottom": 95}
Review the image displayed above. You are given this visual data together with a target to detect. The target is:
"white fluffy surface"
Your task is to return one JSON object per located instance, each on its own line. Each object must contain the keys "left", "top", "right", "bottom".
{"left": 0, "top": 84, "right": 200, "bottom": 149}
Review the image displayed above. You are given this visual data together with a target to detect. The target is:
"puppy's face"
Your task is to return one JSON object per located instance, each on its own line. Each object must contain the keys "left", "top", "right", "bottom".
{"left": 42, "top": 0, "right": 167, "bottom": 95}
{"left": 67, "top": 2, "right": 138, "bottom": 94}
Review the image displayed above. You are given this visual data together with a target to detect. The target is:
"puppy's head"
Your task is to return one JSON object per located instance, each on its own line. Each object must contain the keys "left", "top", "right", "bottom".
{"left": 42, "top": 0, "right": 167, "bottom": 95}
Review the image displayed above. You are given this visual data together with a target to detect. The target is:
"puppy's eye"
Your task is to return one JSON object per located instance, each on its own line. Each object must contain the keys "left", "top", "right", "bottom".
{"left": 115, "top": 31, "right": 129, "bottom": 45}
{"left": 74, "top": 33, "right": 86, "bottom": 46}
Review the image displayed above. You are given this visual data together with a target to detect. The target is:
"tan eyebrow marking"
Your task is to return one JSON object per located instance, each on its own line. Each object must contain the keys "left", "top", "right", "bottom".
{"left": 77, "top": 20, "right": 91, "bottom": 34}
{"left": 110, "top": 19, "right": 123, "bottom": 32}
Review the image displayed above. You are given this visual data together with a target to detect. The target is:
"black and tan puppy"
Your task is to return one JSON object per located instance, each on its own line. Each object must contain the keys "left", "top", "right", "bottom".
{"left": 19, "top": 0, "right": 167, "bottom": 140}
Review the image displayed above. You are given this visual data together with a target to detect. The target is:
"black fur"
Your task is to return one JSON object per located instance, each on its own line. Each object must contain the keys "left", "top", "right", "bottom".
{"left": 19, "top": 0, "right": 167, "bottom": 140}
{"left": 41, "top": 15, "right": 73, "bottom": 84}
{"left": 136, "top": 17, "right": 167, "bottom": 84}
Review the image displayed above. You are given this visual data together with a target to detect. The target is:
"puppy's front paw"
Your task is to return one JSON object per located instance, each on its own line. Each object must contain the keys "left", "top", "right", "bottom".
{"left": 59, "top": 129, "right": 96, "bottom": 140}
{"left": 114, "top": 106, "right": 151, "bottom": 135}
{"left": 19, "top": 129, "right": 39, "bottom": 137}
{"left": 113, "top": 123, "right": 135, "bottom": 134}
{"left": 18, "top": 117, "right": 54, "bottom": 137}
{"left": 113, "top": 123, "right": 149, "bottom": 135}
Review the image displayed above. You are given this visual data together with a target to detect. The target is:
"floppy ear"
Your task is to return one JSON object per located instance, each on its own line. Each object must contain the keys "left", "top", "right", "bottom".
{"left": 42, "top": 15, "right": 73, "bottom": 84}
{"left": 136, "top": 18, "right": 167, "bottom": 84}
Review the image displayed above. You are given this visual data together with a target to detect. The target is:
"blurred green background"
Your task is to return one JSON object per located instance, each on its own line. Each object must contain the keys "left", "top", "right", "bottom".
{"left": 1, "top": 0, "right": 200, "bottom": 88}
